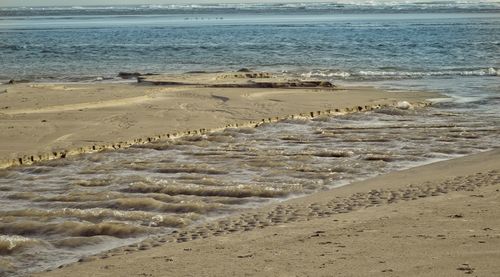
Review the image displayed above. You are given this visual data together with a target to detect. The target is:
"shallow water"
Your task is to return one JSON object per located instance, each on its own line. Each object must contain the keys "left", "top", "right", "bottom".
{"left": 0, "top": 106, "right": 498, "bottom": 276}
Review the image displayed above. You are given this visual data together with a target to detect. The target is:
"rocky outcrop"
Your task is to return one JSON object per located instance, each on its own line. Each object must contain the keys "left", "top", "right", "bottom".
{"left": 137, "top": 71, "right": 335, "bottom": 88}
{"left": 118, "top": 72, "right": 142, "bottom": 79}
{"left": 119, "top": 72, "right": 158, "bottom": 80}
{"left": 7, "top": 79, "right": 30, "bottom": 85}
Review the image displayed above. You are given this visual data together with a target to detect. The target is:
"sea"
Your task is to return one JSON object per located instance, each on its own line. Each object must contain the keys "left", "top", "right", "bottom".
{"left": 0, "top": 1, "right": 499, "bottom": 276}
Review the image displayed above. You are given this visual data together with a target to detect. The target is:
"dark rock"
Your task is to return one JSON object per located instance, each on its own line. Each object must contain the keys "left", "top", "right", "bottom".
{"left": 118, "top": 72, "right": 142, "bottom": 79}
{"left": 237, "top": 68, "right": 252, "bottom": 72}
{"left": 7, "top": 79, "right": 30, "bottom": 85}
{"left": 449, "top": 214, "right": 464, "bottom": 218}
{"left": 457, "top": 263, "right": 474, "bottom": 274}
{"left": 320, "top": 81, "right": 335, "bottom": 87}
{"left": 237, "top": 253, "right": 254, "bottom": 258}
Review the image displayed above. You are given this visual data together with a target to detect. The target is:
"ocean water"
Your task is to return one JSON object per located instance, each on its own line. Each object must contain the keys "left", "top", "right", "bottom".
{"left": 0, "top": 3, "right": 499, "bottom": 81}
{"left": 0, "top": 2, "right": 499, "bottom": 276}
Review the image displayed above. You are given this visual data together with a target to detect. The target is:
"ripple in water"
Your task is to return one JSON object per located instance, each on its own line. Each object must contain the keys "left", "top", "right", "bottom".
{"left": 0, "top": 107, "right": 498, "bottom": 276}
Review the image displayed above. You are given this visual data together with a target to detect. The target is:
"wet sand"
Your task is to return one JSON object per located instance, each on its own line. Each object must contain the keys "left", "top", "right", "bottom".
{"left": 0, "top": 72, "right": 436, "bottom": 168}
{"left": 5, "top": 71, "right": 496, "bottom": 277}
{"left": 34, "top": 149, "right": 500, "bottom": 277}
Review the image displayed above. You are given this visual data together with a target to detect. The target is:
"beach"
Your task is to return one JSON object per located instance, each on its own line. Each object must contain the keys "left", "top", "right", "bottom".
{"left": 0, "top": 72, "right": 498, "bottom": 277}
{"left": 33, "top": 150, "right": 500, "bottom": 277}
{"left": 1, "top": 3, "right": 499, "bottom": 276}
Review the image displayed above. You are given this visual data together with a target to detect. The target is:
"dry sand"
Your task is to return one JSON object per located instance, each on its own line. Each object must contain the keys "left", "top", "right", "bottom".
{"left": 0, "top": 72, "right": 435, "bottom": 168}
{"left": 34, "top": 149, "right": 500, "bottom": 277}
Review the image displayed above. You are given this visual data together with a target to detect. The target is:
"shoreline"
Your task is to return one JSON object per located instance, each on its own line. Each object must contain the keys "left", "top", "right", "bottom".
{"left": 1, "top": 8, "right": 497, "bottom": 276}
{"left": 34, "top": 149, "right": 500, "bottom": 277}
{"left": 1, "top": 72, "right": 497, "bottom": 276}
{"left": 0, "top": 72, "right": 437, "bottom": 169}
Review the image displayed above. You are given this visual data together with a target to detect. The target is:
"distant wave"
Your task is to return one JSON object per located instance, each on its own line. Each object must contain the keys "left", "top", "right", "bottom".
{"left": 301, "top": 67, "right": 498, "bottom": 79}
{"left": 1, "top": 1, "right": 499, "bottom": 16}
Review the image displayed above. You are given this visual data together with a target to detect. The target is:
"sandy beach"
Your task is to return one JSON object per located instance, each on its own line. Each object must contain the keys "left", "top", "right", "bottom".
{"left": 1, "top": 72, "right": 498, "bottom": 277}
{"left": 0, "top": 72, "right": 434, "bottom": 168}
{"left": 1, "top": 4, "right": 498, "bottom": 276}
{"left": 33, "top": 149, "right": 500, "bottom": 277}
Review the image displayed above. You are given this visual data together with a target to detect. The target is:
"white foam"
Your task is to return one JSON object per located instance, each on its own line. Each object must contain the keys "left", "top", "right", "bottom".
{"left": 302, "top": 67, "right": 498, "bottom": 80}
{"left": 396, "top": 101, "right": 413, "bottom": 110}
{"left": 301, "top": 71, "right": 351, "bottom": 78}
{"left": 0, "top": 235, "right": 38, "bottom": 251}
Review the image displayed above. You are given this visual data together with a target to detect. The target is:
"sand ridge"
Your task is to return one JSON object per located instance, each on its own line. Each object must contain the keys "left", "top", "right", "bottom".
{"left": 0, "top": 73, "right": 437, "bottom": 168}
{"left": 34, "top": 149, "right": 500, "bottom": 277}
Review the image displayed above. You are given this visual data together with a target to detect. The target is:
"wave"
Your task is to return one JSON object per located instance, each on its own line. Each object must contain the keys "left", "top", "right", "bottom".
{"left": 0, "top": 221, "right": 146, "bottom": 238}
{"left": 122, "top": 180, "right": 303, "bottom": 198}
{"left": 0, "top": 235, "right": 41, "bottom": 254}
{"left": 0, "top": 208, "right": 190, "bottom": 227}
{"left": 1, "top": 1, "right": 499, "bottom": 16}
{"left": 301, "top": 67, "right": 498, "bottom": 79}
{"left": 72, "top": 197, "right": 222, "bottom": 214}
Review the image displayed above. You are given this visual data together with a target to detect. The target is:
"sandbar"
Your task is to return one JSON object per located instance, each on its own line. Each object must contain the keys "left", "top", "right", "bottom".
{"left": 0, "top": 72, "right": 436, "bottom": 168}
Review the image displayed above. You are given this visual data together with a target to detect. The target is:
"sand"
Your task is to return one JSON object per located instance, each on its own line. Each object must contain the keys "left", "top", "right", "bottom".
{"left": 0, "top": 72, "right": 436, "bottom": 168}
{"left": 33, "top": 149, "right": 500, "bottom": 277}
{"left": 6, "top": 72, "right": 496, "bottom": 277}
